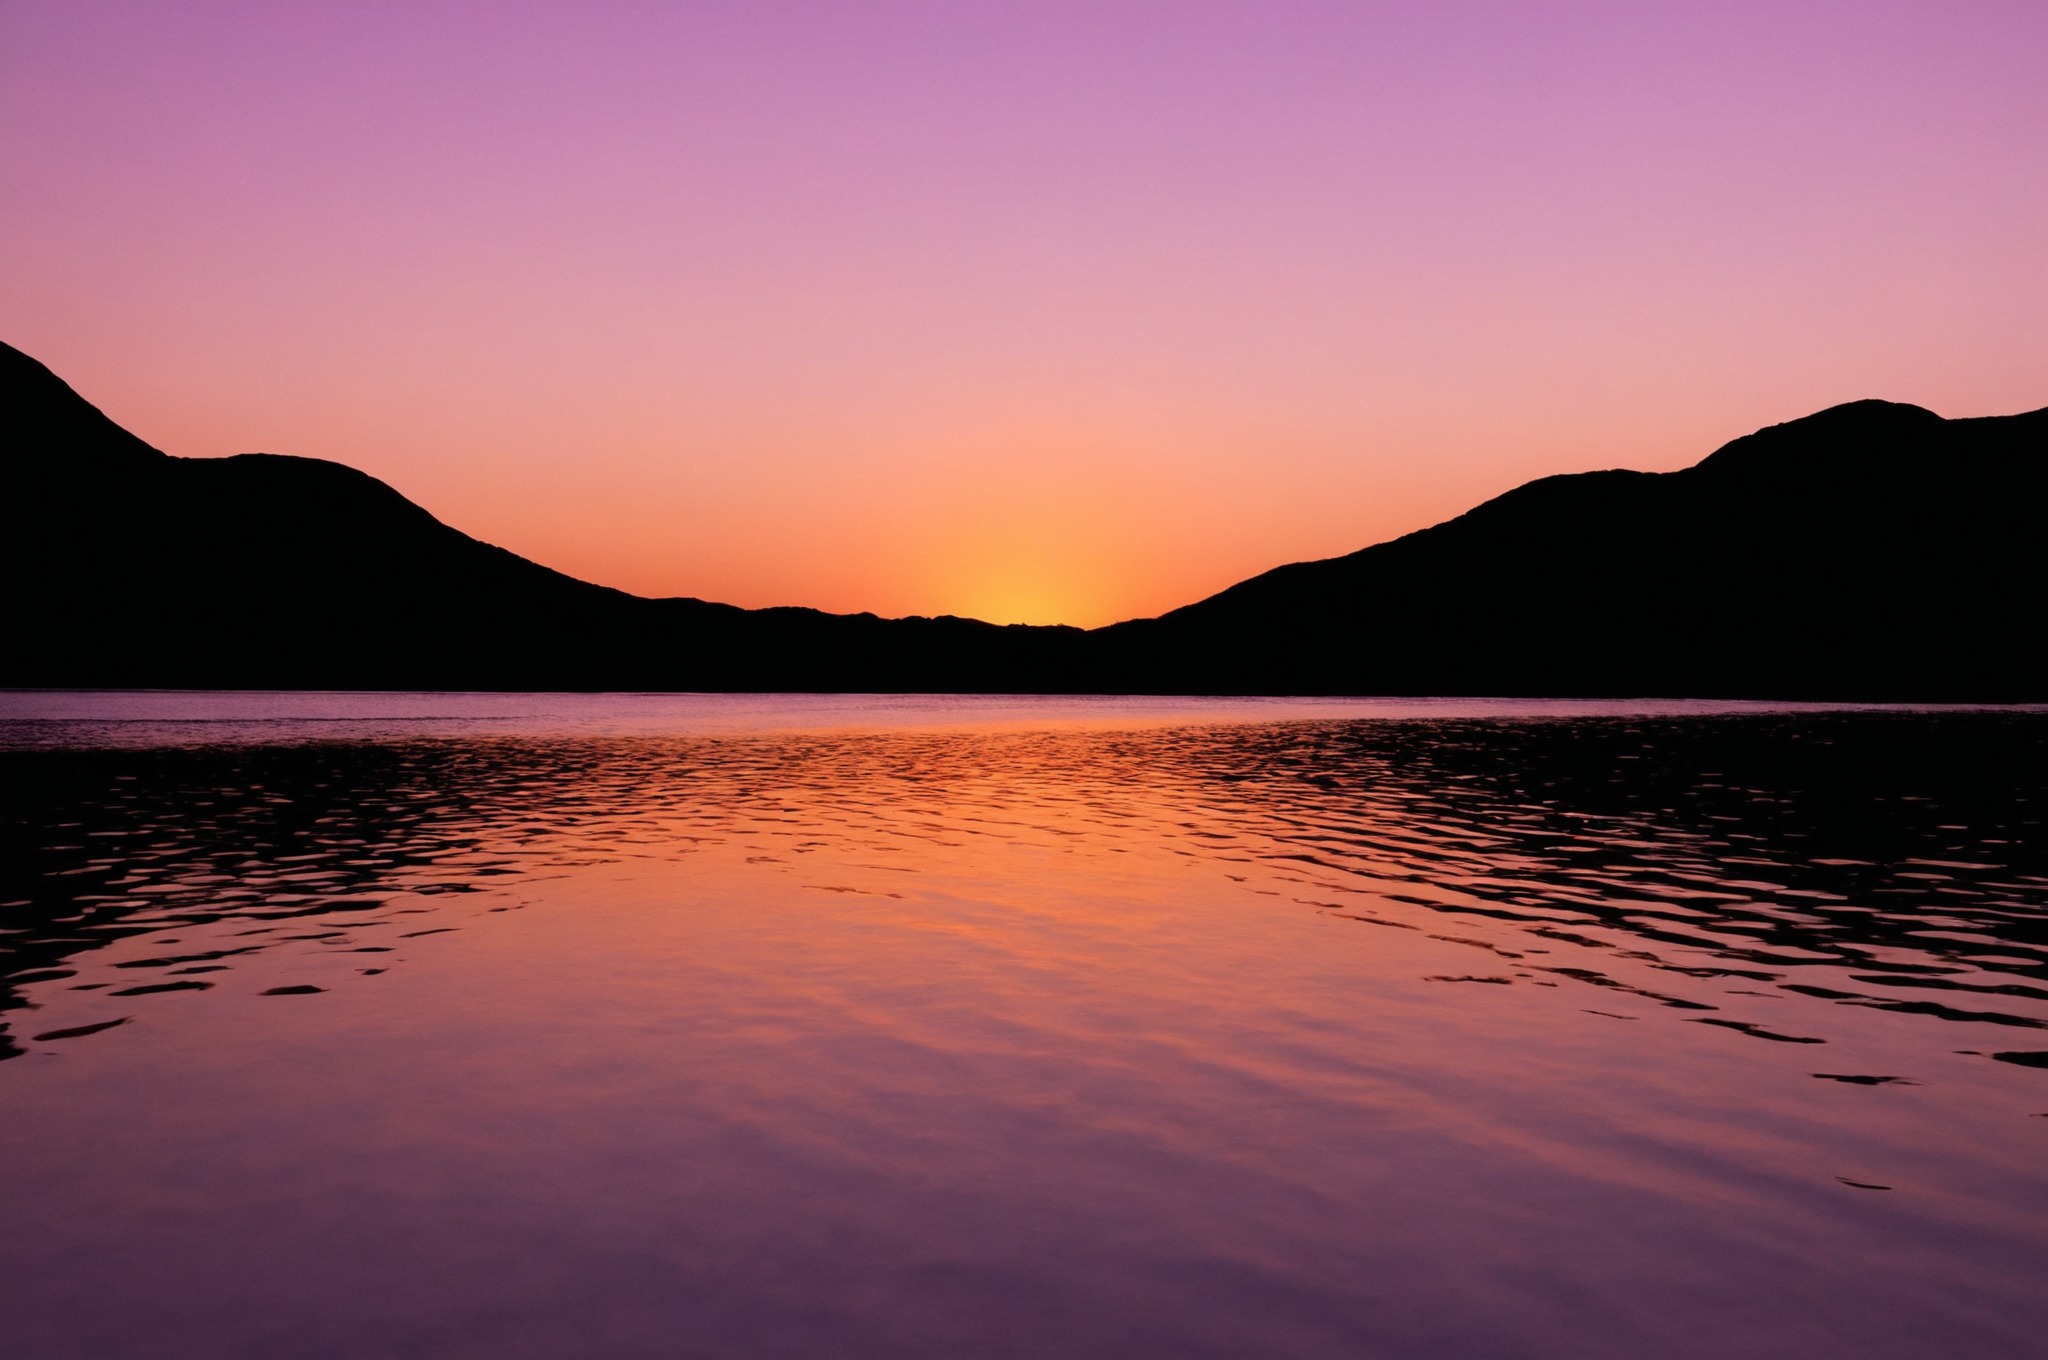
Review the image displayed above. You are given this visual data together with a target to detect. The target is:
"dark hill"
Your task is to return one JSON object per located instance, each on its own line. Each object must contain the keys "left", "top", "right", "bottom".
{"left": 1095, "top": 399, "right": 2048, "bottom": 699}
{"left": 0, "top": 341, "right": 1086, "bottom": 691}
{"left": 3, "top": 339, "right": 2042, "bottom": 698}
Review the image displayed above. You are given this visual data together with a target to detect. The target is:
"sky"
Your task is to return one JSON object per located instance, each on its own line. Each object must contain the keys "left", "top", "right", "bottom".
{"left": 3, "top": 2, "right": 2043, "bottom": 628}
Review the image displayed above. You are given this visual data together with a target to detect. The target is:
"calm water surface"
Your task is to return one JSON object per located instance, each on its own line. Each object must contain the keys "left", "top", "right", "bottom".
{"left": 3, "top": 692, "right": 2046, "bottom": 1359}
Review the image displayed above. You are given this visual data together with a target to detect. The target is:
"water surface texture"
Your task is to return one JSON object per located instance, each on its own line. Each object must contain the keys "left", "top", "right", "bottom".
{"left": 3, "top": 693, "right": 2046, "bottom": 1359}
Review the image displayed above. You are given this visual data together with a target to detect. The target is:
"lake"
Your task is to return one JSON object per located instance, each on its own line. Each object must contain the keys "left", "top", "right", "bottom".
{"left": 3, "top": 692, "right": 2045, "bottom": 1359}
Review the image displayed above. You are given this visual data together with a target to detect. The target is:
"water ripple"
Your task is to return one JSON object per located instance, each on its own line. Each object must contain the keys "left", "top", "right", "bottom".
{"left": 4, "top": 711, "right": 2045, "bottom": 1062}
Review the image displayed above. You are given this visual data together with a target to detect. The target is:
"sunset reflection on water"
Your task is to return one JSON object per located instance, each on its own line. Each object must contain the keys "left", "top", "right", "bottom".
{"left": 2, "top": 696, "right": 2046, "bottom": 1359}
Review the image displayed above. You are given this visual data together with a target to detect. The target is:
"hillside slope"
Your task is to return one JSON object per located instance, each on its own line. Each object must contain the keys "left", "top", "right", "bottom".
{"left": 1097, "top": 400, "right": 2047, "bottom": 698}
{"left": 0, "top": 341, "right": 1084, "bottom": 690}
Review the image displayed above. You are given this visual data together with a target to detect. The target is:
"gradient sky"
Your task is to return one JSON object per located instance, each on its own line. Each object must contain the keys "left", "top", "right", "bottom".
{"left": 4, "top": 2, "right": 2043, "bottom": 627}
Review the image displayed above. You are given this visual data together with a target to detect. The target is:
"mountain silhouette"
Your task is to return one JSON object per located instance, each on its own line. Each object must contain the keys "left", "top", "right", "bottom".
{"left": 1096, "top": 398, "right": 2047, "bottom": 699}
{"left": 0, "top": 341, "right": 1086, "bottom": 691}
{"left": 4, "top": 339, "right": 2041, "bottom": 698}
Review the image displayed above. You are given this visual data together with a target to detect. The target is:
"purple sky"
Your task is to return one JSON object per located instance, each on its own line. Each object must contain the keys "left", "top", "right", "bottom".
{"left": 4, "top": 2, "right": 2043, "bottom": 625}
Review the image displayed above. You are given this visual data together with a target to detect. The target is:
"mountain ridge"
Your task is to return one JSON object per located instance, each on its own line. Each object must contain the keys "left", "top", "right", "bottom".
{"left": 1095, "top": 395, "right": 2046, "bottom": 698}
{"left": 4, "top": 340, "right": 2041, "bottom": 698}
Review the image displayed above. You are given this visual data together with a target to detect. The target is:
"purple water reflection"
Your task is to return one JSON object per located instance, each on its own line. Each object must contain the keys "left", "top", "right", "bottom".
{"left": 2, "top": 696, "right": 2045, "bottom": 1358}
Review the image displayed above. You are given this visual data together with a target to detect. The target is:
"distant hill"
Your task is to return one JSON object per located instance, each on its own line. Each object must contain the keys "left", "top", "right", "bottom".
{"left": 1097, "top": 398, "right": 2047, "bottom": 699}
{"left": 0, "top": 341, "right": 1086, "bottom": 691}
{"left": 4, "top": 339, "right": 2041, "bottom": 698}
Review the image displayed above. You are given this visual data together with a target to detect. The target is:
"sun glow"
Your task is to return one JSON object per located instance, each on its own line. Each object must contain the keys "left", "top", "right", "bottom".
{"left": 943, "top": 560, "right": 1101, "bottom": 629}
